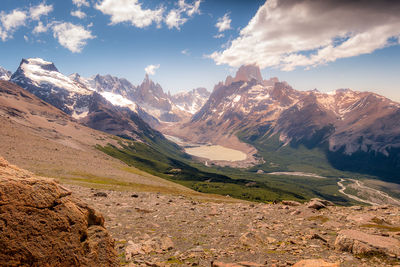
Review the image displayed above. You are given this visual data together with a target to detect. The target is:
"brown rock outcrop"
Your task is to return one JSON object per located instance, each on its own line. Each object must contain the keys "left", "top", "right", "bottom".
{"left": 335, "top": 229, "right": 400, "bottom": 257}
{"left": 307, "top": 198, "right": 334, "bottom": 210}
{"left": 0, "top": 157, "right": 118, "bottom": 266}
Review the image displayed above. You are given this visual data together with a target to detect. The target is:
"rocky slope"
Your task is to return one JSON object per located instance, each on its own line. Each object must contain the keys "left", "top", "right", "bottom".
{"left": 0, "top": 156, "right": 118, "bottom": 266}
{"left": 173, "top": 65, "right": 400, "bottom": 179}
{"left": 68, "top": 185, "right": 400, "bottom": 267}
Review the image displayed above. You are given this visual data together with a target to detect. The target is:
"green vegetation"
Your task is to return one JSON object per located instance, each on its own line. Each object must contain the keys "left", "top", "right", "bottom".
{"left": 237, "top": 130, "right": 355, "bottom": 177}
{"left": 96, "top": 141, "right": 308, "bottom": 203}
{"left": 236, "top": 126, "right": 400, "bottom": 183}
{"left": 96, "top": 135, "right": 356, "bottom": 205}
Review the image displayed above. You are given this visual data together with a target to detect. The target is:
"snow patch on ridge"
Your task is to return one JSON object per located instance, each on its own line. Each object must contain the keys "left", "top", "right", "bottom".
{"left": 100, "top": 91, "right": 137, "bottom": 111}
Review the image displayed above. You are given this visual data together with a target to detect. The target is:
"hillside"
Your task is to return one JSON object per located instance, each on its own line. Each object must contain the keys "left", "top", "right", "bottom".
{"left": 0, "top": 80, "right": 196, "bottom": 195}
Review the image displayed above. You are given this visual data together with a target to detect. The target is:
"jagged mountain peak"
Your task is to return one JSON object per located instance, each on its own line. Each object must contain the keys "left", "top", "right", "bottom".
{"left": 233, "top": 64, "right": 263, "bottom": 84}
{"left": 141, "top": 74, "right": 162, "bottom": 90}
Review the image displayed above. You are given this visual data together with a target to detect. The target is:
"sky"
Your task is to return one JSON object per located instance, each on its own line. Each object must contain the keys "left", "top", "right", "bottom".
{"left": 0, "top": 0, "right": 400, "bottom": 101}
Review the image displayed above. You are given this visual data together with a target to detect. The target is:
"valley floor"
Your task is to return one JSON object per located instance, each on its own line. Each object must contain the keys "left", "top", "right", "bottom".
{"left": 66, "top": 184, "right": 400, "bottom": 267}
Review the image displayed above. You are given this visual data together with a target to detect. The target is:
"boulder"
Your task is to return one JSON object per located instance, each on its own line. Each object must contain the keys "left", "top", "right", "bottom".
{"left": 0, "top": 157, "right": 118, "bottom": 266}
{"left": 307, "top": 198, "right": 333, "bottom": 210}
{"left": 125, "top": 242, "right": 144, "bottom": 260}
{"left": 293, "top": 259, "right": 340, "bottom": 267}
{"left": 335, "top": 229, "right": 400, "bottom": 257}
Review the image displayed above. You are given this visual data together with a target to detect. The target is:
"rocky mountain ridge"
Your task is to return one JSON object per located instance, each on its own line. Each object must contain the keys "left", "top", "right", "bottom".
{"left": 8, "top": 59, "right": 170, "bottom": 142}
{"left": 11, "top": 58, "right": 94, "bottom": 118}
{"left": 171, "top": 87, "right": 211, "bottom": 115}
{"left": 70, "top": 71, "right": 209, "bottom": 125}
{"left": 174, "top": 65, "right": 400, "bottom": 179}
{"left": 7, "top": 58, "right": 210, "bottom": 129}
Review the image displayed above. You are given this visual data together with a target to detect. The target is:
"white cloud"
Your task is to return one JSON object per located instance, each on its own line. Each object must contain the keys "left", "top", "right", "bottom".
{"left": 71, "top": 10, "right": 87, "bottom": 19}
{"left": 213, "top": 33, "right": 224, "bottom": 39}
{"left": 178, "top": 0, "right": 201, "bottom": 17}
{"left": 166, "top": 0, "right": 201, "bottom": 30}
{"left": 165, "top": 9, "right": 187, "bottom": 30}
{"left": 30, "top": 3, "right": 53, "bottom": 20}
{"left": 215, "top": 13, "right": 231, "bottom": 32}
{"left": 52, "top": 22, "right": 95, "bottom": 53}
{"left": 181, "top": 49, "right": 190, "bottom": 55}
{"left": 145, "top": 64, "right": 160, "bottom": 75}
{"left": 72, "top": 0, "right": 90, "bottom": 8}
{"left": 0, "top": 9, "right": 27, "bottom": 41}
{"left": 0, "top": 28, "right": 6, "bottom": 41}
{"left": 0, "top": 10, "right": 27, "bottom": 31}
{"left": 95, "top": 0, "right": 164, "bottom": 28}
{"left": 0, "top": 4, "right": 53, "bottom": 41}
{"left": 33, "top": 21, "right": 50, "bottom": 34}
{"left": 24, "top": 35, "right": 28, "bottom": 41}
{"left": 210, "top": 0, "right": 400, "bottom": 71}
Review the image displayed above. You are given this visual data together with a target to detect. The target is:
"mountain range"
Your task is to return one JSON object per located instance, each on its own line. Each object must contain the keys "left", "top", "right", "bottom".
{"left": 7, "top": 58, "right": 209, "bottom": 129}
{"left": 2, "top": 58, "right": 400, "bottom": 182}
{"left": 171, "top": 65, "right": 400, "bottom": 180}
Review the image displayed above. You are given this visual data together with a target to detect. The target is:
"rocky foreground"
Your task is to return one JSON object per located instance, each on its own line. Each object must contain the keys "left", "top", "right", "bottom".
{"left": 1, "top": 156, "right": 400, "bottom": 267}
{"left": 68, "top": 186, "right": 400, "bottom": 267}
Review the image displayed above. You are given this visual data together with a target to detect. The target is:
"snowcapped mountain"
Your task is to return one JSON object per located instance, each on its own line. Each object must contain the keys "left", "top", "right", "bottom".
{"left": 11, "top": 58, "right": 93, "bottom": 118}
{"left": 70, "top": 73, "right": 196, "bottom": 126}
{"left": 85, "top": 74, "right": 137, "bottom": 100}
{"left": 173, "top": 65, "right": 400, "bottom": 178}
{"left": 134, "top": 74, "right": 184, "bottom": 123}
{"left": 69, "top": 73, "right": 140, "bottom": 114}
{"left": 9, "top": 58, "right": 166, "bottom": 142}
{"left": 0, "top": 67, "right": 11, "bottom": 81}
{"left": 171, "top": 87, "right": 210, "bottom": 114}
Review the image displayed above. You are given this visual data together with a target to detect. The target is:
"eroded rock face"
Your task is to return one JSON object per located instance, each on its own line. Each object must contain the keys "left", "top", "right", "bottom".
{"left": 0, "top": 157, "right": 118, "bottom": 267}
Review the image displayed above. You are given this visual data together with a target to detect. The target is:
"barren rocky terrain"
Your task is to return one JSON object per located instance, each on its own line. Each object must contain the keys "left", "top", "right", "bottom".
{"left": 67, "top": 185, "right": 400, "bottom": 267}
